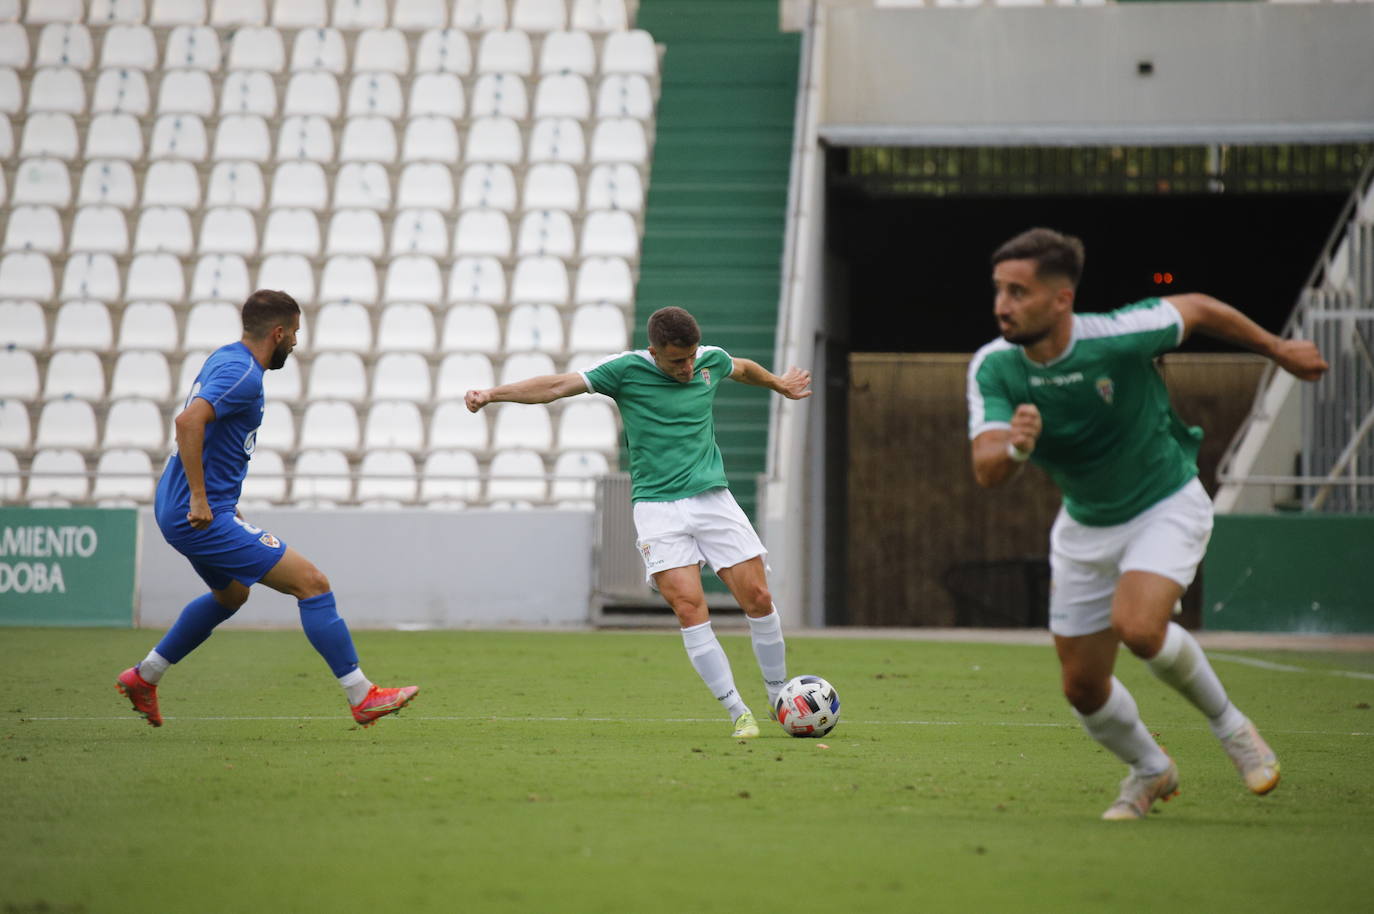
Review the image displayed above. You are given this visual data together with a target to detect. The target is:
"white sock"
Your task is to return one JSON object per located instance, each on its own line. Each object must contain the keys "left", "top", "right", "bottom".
{"left": 137, "top": 650, "right": 170, "bottom": 685}
{"left": 1075, "top": 677, "right": 1172, "bottom": 777}
{"left": 339, "top": 668, "right": 373, "bottom": 706}
{"left": 1147, "top": 622, "right": 1246, "bottom": 738}
{"left": 681, "top": 621, "right": 748, "bottom": 720}
{"left": 747, "top": 608, "right": 788, "bottom": 704}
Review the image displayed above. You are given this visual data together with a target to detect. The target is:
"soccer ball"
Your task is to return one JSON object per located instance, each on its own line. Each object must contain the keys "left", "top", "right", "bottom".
{"left": 774, "top": 674, "right": 840, "bottom": 737}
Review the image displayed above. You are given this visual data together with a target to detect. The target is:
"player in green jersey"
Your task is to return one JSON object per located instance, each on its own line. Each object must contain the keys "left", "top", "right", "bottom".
{"left": 466, "top": 307, "right": 813, "bottom": 738}
{"left": 967, "top": 227, "right": 1328, "bottom": 819}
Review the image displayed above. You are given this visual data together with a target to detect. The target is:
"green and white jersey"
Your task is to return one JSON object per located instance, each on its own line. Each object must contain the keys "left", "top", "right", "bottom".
{"left": 580, "top": 346, "right": 734, "bottom": 502}
{"left": 966, "top": 298, "right": 1203, "bottom": 527}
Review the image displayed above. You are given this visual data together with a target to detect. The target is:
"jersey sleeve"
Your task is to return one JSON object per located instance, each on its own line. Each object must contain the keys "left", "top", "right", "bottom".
{"left": 1108, "top": 298, "right": 1185, "bottom": 358}
{"left": 194, "top": 354, "right": 261, "bottom": 420}
{"left": 967, "top": 344, "right": 1015, "bottom": 440}
{"left": 581, "top": 352, "right": 630, "bottom": 397}
{"left": 701, "top": 346, "right": 734, "bottom": 378}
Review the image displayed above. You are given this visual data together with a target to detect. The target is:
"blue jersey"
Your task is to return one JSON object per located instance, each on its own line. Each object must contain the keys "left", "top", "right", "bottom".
{"left": 156, "top": 341, "right": 265, "bottom": 535}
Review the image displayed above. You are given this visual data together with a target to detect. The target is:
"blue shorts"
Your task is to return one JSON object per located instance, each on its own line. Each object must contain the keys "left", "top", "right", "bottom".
{"left": 159, "top": 509, "right": 288, "bottom": 591}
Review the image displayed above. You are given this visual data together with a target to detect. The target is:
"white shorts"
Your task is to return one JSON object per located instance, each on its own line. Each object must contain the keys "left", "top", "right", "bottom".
{"left": 633, "top": 487, "right": 767, "bottom": 583}
{"left": 1048, "top": 477, "right": 1213, "bottom": 638}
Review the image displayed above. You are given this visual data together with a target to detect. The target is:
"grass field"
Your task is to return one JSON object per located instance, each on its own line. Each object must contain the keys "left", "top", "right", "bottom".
{"left": 2, "top": 627, "right": 1372, "bottom": 914}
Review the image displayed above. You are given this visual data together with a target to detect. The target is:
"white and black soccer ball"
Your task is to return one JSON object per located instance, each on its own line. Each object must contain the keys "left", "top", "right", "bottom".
{"left": 774, "top": 674, "right": 840, "bottom": 737}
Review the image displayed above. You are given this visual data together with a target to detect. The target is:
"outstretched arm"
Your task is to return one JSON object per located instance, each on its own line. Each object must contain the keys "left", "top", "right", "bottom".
{"left": 1169, "top": 293, "right": 1328, "bottom": 381}
{"left": 728, "top": 357, "right": 813, "bottom": 400}
{"left": 465, "top": 373, "right": 589, "bottom": 412}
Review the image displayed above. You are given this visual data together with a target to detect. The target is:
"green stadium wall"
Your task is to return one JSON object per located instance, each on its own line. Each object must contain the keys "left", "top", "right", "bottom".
{"left": 1203, "top": 515, "right": 1374, "bottom": 633}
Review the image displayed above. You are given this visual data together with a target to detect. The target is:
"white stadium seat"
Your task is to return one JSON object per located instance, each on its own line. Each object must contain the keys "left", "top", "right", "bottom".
{"left": 488, "top": 449, "right": 546, "bottom": 502}
{"left": 319, "top": 255, "right": 379, "bottom": 304}
{"left": 163, "top": 26, "right": 222, "bottom": 71}
{"left": 111, "top": 351, "right": 173, "bottom": 401}
{"left": 273, "top": 0, "right": 327, "bottom": 28}
{"left": 258, "top": 359, "right": 302, "bottom": 406}
{"left": 291, "top": 28, "right": 347, "bottom": 74}
{"left": 407, "top": 71, "right": 463, "bottom": 118}
{"left": 574, "top": 256, "right": 634, "bottom": 304}
{"left": 142, "top": 160, "right": 202, "bottom": 207}
{"left": 0, "top": 252, "right": 54, "bottom": 300}
{"left": 228, "top": 25, "right": 285, "bottom": 72}
{"left": 51, "top": 300, "right": 114, "bottom": 350}
{"left": 325, "top": 208, "right": 384, "bottom": 256}
{"left": 36, "top": 402, "right": 98, "bottom": 457}
{"left": 421, "top": 448, "right": 480, "bottom": 503}
{"left": 551, "top": 448, "right": 609, "bottom": 503}
{"left": 581, "top": 209, "right": 639, "bottom": 258}
{"left": 0, "top": 23, "right": 28, "bottom": 69}
{"left": 454, "top": 0, "right": 507, "bottom": 31}
{"left": 384, "top": 254, "right": 444, "bottom": 304}
{"left": 602, "top": 30, "right": 657, "bottom": 76}
{"left": 299, "top": 401, "right": 360, "bottom": 449}
{"left": 271, "top": 161, "right": 328, "bottom": 209}
{"left": 458, "top": 163, "right": 516, "bottom": 211}
{"left": 78, "top": 158, "right": 137, "bottom": 208}
{"left": 476, "top": 30, "right": 532, "bottom": 76}
{"left": 13, "top": 157, "right": 72, "bottom": 207}
{"left": 587, "top": 163, "right": 644, "bottom": 213}
{"left": 534, "top": 74, "right": 590, "bottom": 120}
{"left": 347, "top": 72, "right": 403, "bottom": 118}
{"left": 390, "top": 208, "right": 448, "bottom": 257}
{"left": 340, "top": 116, "right": 397, "bottom": 162}
{"left": 524, "top": 116, "right": 585, "bottom": 164}
{"left": 262, "top": 208, "right": 321, "bottom": 257}
{"left": 4, "top": 204, "right": 63, "bottom": 253}
{"left": 511, "top": 255, "right": 569, "bottom": 305}
{"left": 498, "top": 351, "right": 555, "bottom": 386}
{"left": 0, "top": 67, "right": 17, "bottom": 114}
{"left": 70, "top": 205, "right": 130, "bottom": 254}
{"left": 312, "top": 302, "right": 372, "bottom": 352}
{"left": 376, "top": 303, "right": 436, "bottom": 352}
{"left": 21, "top": 112, "right": 79, "bottom": 160}
{"left": 276, "top": 114, "right": 334, "bottom": 161}
{"left": 149, "top": 112, "right": 209, "bottom": 161}
{"left": 134, "top": 206, "right": 193, "bottom": 254}
{"left": 466, "top": 115, "right": 522, "bottom": 164}
{"left": 28, "top": 449, "right": 88, "bottom": 502}
{"left": 448, "top": 256, "right": 506, "bottom": 304}
{"left": 61, "top": 253, "right": 121, "bottom": 302}
{"left": 241, "top": 447, "right": 286, "bottom": 503}
{"left": 28, "top": 67, "right": 86, "bottom": 114}
{"left": 206, "top": 160, "right": 265, "bottom": 208}
{"left": 103, "top": 397, "right": 166, "bottom": 449}
{"left": 0, "top": 400, "right": 32, "bottom": 449}
{"left": 152, "top": 0, "right": 208, "bottom": 26}
{"left": 291, "top": 448, "right": 352, "bottom": 505}
{"left": 435, "top": 352, "right": 494, "bottom": 398}
{"left": 415, "top": 28, "right": 472, "bottom": 75}
{"left": 283, "top": 71, "right": 340, "bottom": 117}
{"left": 0, "top": 300, "right": 46, "bottom": 350}
{"left": 0, "top": 447, "right": 22, "bottom": 500}
{"left": 539, "top": 30, "right": 594, "bottom": 76}
{"left": 395, "top": 0, "right": 450, "bottom": 31}
{"left": 371, "top": 353, "right": 432, "bottom": 402}
{"left": 35, "top": 24, "right": 93, "bottom": 70}
{"left": 440, "top": 305, "right": 500, "bottom": 353}
{"left": 396, "top": 161, "right": 453, "bottom": 210}
{"left": 429, "top": 401, "right": 488, "bottom": 451}
{"left": 454, "top": 209, "right": 512, "bottom": 258}
{"left": 44, "top": 352, "right": 105, "bottom": 402}
{"left": 91, "top": 1, "right": 148, "bottom": 26}
{"left": 212, "top": 0, "right": 268, "bottom": 27}
{"left": 402, "top": 115, "right": 460, "bottom": 162}
{"left": 199, "top": 206, "right": 258, "bottom": 255}
{"left": 557, "top": 400, "right": 619, "bottom": 451}
{"left": 0, "top": 112, "right": 11, "bottom": 157}
{"left": 125, "top": 252, "right": 185, "bottom": 301}
{"left": 513, "top": 0, "right": 566, "bottom": 32}
{"left": 257, "top": 399, "right": 295, "bottom": 450}
{"left": 189, "top": 253, "right": 250, "bottom": 301}
{"left": 597, "top": 74, "right": 655, "bottom": 120}
{"left": 517, "top": 209, "right": 576, "bottom": 258}
{"left": 118, "top": 301, "right": 179, "bottom": 352}
{"left": 92, "top": 67, "right": 151, "bottom": 116}
{"left": 568, "top": 302, "right": 628, "bottom": 352}
{"left": 221, "top": 69, "right": 278, "bottom": 116}
{"left": 214, "top": 114, "right": 272, "bottom": 162}
{"left": 470, "top": 73, "right": 528, "bottom": 120}
{"left": 308, "top": 353, "right": 368, "bottom": 402}
{"left": 257, "top": 253, "right": 315, "bottom": 303}
{"left": 505, "top": 302, "right": 564, "bottom": 353}
{"left": 591, "top": 118, "right": 648, "bottom": 164}
{"left": 183, "top": 300, "right": 242, "bottom": 349}
{"left": 0, "top": 348, "right": 39, "bottom": 400}
{"left": 523, "top": 162, "right": 580, "bottom": 211}
{"left": 357, "top": 449, "right": 418, "bottom": 505}
{"left": 334, "top": 0, "right": 388, "bottom": 29}
{"left": 101, "top": 25, "right": 159, "bottom": 71}
{"left": 93, "top": 448, "right": 156, "bottom": 504}
{"left": 355, "top": 28, "right": 409, "bottom": 73}
{"left": 572, "top": 0, "right": 628, "bottom": 32}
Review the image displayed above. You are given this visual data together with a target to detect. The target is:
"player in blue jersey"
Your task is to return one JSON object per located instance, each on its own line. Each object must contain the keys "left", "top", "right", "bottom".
{"left": 967, "top": 228, "right": 1327, "bottom": 818}
{"left": 116, "top": 290, "right": 418, "bottom": 728}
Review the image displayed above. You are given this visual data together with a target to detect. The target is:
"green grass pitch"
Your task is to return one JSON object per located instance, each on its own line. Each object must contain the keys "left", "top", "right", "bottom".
{"left": 2, "top": 627, "right": 1372, "bottom": 913}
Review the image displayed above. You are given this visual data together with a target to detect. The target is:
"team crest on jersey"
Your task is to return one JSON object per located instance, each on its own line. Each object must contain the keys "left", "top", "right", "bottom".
{"left": 1095, "top": 376, "right": 1115, "bottom": 405}
{"left": 700, "top": 368, "right": 711, "bottom": 386}
{"left": 640, "top": 542, "right": 652, "bottom": 560}
{"left": 259, "top": 533, "right": 281, "bottom": 549}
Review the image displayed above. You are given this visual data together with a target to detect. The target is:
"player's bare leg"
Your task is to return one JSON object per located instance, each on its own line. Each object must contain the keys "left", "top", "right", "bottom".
{"left": 1115, "top": 571, "right": 1279, "bottom": 794}
{"left": 657, "top": 565, "right": 756, "bottom": 737}
{"left": 717, "top": 556, "right": 788, "bottom": 715}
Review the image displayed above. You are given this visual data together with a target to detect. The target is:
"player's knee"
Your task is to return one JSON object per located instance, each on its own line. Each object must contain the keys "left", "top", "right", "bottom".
{"left": 741, "top": 584, "right": 773, "bottom": 616}
{"left": 297, "top": 566, "right": 331, "bottom": 599}
{"left": 669, "top": 597, "right": 709, "bottom": 627}
{"left": 1062, "top": 675, "right": 1108, "bottom": 714}
{"left": 212, "top": 585, "right": 249, "bottom": 611}
{"left": 1112, "top": 618, "right": 1164, "bottom": 658}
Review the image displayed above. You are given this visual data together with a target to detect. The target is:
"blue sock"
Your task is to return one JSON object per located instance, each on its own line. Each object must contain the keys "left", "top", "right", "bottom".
{"left": 298, "top": 592, "right": 359, "bottom": 678}
{"left": 154, "top": 593, "right": 238, "bottom": 664}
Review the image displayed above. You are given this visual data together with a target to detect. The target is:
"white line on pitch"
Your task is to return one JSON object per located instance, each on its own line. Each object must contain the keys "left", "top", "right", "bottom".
{"left": 1209, "top": 652, "right": 1374, "bottom": 680}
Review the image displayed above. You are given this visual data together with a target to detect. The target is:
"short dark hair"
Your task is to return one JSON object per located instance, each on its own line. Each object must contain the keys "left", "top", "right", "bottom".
{"left": 241, "top": 289, "right": 300, "bottom": 338}
{"left": 991, "top": 228, "right": 1085, "bottom": 287}
{"left": 647, "top": 306, "right": 701, "bottom": 349}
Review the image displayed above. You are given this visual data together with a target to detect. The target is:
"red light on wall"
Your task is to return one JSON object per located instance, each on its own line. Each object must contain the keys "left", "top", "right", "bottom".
{"left": 1153, "top": 272, "right": 1174, "bottom": 285}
